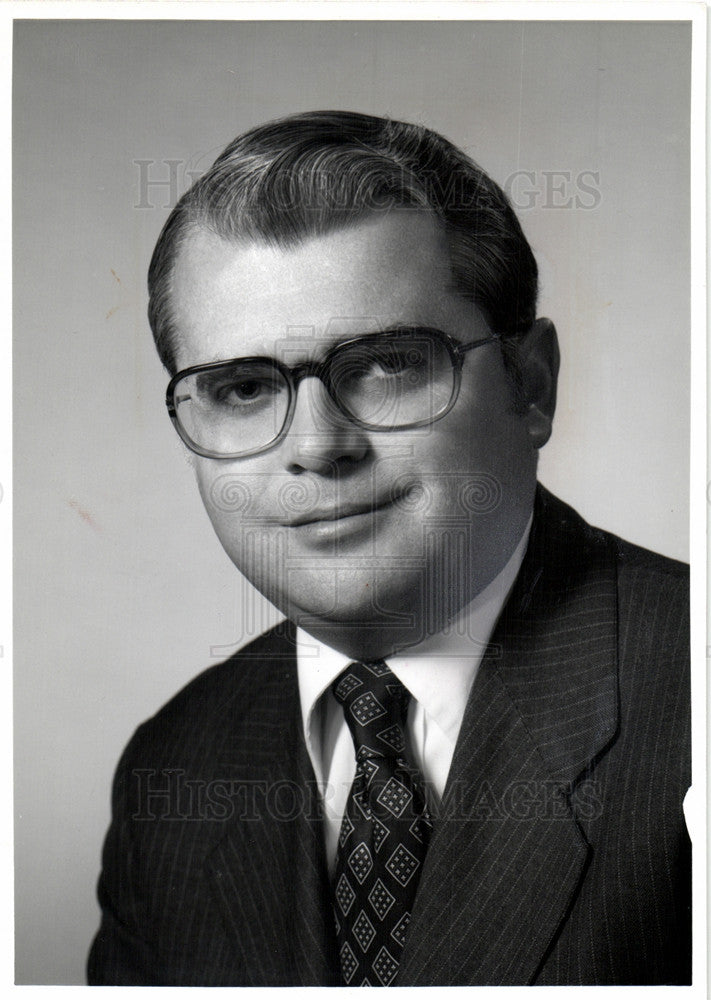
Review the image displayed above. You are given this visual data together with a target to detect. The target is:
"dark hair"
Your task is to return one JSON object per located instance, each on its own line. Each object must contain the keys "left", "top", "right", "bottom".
{"left": 148, "top": 110, "right": 538, "bottom": 382}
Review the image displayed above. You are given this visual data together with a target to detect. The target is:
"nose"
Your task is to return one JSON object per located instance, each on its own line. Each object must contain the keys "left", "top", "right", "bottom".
{"left": 281, "top": 376, "right": 370, "bottom": 475}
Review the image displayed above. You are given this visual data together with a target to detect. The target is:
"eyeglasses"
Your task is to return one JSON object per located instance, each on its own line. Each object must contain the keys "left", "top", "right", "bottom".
{"left": 166, "top": 326, "right": 499, "bottom": 459}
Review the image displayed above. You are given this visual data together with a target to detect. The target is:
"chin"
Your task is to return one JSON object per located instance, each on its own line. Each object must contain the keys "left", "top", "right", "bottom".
{"left": 274, "top": 572, "right": 406, "bottom": 623}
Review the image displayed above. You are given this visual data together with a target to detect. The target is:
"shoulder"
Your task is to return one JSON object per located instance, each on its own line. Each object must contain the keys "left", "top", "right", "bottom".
{"left": 535, "top": 487, "right": 690, "bottom": 782}
{"left": 533, "top": 485, "right": 689, "bottom": 663}
{"left": 149, "top": 621, "right": 296, "bottom": 719}
{"left": 536, "top": 484, "right": 688, "bottom": 589}
{"left": 606, "top": 534, "right": 689, "bottom": 682}
{"left": 115, "top": 622, "right": 297, "bottom": 777}
{"left": 606, "top": 531, "right": 688, "bottom": 588}
{"left": 607, "top": 532, "right": 689, "bottom": 670}
{"left": 581, "top": 513, "right": 689, "bottom": 623}
{"left": 539, "top": 486, "right": 689, "bottom": 705}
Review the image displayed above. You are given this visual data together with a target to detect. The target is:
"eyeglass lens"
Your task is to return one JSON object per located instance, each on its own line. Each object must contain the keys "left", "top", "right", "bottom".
{"left": 172, "top": 332, "right": 455, "bottom": 457}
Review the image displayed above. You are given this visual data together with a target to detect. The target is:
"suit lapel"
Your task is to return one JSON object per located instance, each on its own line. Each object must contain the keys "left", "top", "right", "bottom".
{"left": 203, "top": 626, "right": 339, "bottom": 985}
{"left": 401, "top": 488, "right": 620, "bottom": 985}
{"left": 288, "top": 732, "right": 341, "bottom": 984}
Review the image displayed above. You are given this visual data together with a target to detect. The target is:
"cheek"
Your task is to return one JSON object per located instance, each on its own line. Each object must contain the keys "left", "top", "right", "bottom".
{"left": 404, "top": 409, "right": 535, "bottom": 545}
{"left": 194, "top": 463, "right": 263, "bottom": 552}
{"left": 416, "top": 403, "right": 531, "bottom": 483}
{"left": 194, "top": 465, "right": 290, "bottom": 603}
{"left": 196, "top": 453, "right": 285, "bottom": 513}
{"left": 195, "top": 460, "right": 323, "bottom": 525}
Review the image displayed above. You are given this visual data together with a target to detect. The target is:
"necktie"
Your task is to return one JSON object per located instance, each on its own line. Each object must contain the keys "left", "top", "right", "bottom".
{"left": 331, "top": 660, "right": 432, "bottom": 986}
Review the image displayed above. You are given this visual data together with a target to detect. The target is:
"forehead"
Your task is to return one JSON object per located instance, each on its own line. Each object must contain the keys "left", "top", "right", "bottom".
{"left": 170, "top": 211, "right": 483, "bottom": 368}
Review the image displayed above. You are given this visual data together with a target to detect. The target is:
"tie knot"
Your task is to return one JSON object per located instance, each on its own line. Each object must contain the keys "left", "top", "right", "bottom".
{"left": 332, "top": 660, "right": 410, "bottom": 757}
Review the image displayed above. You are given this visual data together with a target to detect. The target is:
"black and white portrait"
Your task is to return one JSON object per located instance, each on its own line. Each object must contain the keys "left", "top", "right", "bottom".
{"left": 12, "top": 10, "right": 701, "bottom": 989}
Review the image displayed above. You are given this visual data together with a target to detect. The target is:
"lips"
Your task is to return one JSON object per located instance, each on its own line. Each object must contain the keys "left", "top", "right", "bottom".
{"left": 282, "top": 494, "right": 401, "bottom": 527}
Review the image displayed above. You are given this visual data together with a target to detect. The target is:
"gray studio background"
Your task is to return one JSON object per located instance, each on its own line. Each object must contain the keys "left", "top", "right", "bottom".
{"left": 14, "top": 19, "right": 691, "bottom": 985}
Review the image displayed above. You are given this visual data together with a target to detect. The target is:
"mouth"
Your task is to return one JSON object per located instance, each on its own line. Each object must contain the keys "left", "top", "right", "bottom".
{"left": 282, "top": 493, "right": 402, "bottom": 528}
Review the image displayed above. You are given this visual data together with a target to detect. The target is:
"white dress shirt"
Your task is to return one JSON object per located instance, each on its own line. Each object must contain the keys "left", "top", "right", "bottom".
{"left": 297, "top": 518, "right": 531, "bottom": 871}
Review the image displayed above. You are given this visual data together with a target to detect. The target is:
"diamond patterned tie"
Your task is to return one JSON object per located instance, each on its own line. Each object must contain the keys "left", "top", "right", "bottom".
{"left": 332, "top": 660, "right": 432, "bottom": 986}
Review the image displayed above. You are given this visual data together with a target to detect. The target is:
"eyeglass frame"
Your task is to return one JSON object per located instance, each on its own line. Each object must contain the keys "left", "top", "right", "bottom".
{"left": 165, "top": 325, "right": 500, "bottom": 460}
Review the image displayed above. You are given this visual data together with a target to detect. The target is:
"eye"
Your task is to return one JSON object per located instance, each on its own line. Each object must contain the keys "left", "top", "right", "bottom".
{"left": 378, "top": 345, "right": 426, "bottom": 374}
{"left": 219, "top": 379, "right": 268, "bottom": 403}
{"left": 195, "top": 364, "right": 286, "bottom": 409}
{"left": 361, "top": 343, "right": 430, "bottom": 385}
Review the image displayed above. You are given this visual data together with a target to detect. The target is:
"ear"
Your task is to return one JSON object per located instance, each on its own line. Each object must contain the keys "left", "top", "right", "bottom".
{"left": 517, "top": 318, "right": 560, "bottom": 449}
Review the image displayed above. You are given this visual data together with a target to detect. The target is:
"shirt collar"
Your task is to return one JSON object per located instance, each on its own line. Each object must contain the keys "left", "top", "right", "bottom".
{"left": 297, "top": 515, "right": 532, "bottom": 749}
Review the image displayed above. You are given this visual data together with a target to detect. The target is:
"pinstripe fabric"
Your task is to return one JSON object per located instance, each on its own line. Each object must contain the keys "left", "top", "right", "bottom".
{"left": 88, "top": 486, "right": 690, "bottom": 985}
{"left": 88, "top": 625, "right": 340, "bottom": 985}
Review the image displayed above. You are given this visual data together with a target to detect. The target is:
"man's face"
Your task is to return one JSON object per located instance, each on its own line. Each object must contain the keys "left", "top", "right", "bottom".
{"left": 171, "top": 211, "right": 542, "bottom": 658}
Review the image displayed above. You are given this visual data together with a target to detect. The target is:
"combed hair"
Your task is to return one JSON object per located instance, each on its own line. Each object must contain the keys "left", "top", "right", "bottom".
{"left": 148, "top": 110, "right": 538, "bottom": 380}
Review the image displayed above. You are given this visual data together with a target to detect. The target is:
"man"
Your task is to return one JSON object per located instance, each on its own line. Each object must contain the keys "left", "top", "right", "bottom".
{"left": 88, "top": 111, "right": 691, "bottom": 986}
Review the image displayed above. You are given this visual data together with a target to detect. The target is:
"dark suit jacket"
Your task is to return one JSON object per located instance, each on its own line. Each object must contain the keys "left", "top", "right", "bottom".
{"left": 88, "top": 487, "right": 691, "bottom": 985}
